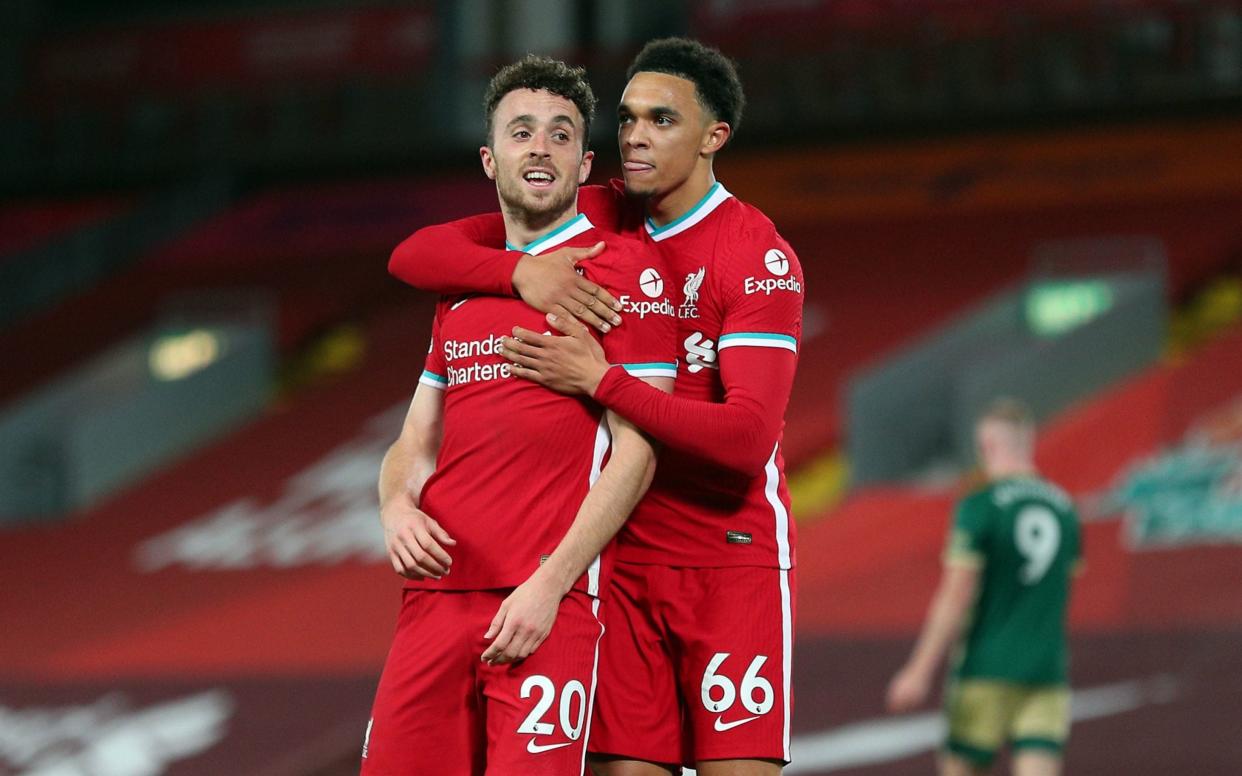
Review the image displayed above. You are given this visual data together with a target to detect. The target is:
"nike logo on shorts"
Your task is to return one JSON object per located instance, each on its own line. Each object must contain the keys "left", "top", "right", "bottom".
{"left": 527, "top": 738, "right": 574, "bottom": 754}
{"left": 714, "top": 714, "right": 760, "bottom": 732}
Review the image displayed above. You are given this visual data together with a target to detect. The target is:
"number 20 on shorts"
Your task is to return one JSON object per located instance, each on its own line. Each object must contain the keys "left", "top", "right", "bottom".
{"left": 700, "top": 653, "right": 774, "bottom": 715}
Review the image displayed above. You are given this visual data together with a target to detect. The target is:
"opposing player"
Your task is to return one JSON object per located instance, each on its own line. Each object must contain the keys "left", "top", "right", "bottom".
{"left": 886, "top": 399, "right": 1082, "bottom": 776}
{"left": 363, "top": 56, "right": 676, "bottom": 775}
{"left": 388, "top": 38, "right": 804, "bottom": 775}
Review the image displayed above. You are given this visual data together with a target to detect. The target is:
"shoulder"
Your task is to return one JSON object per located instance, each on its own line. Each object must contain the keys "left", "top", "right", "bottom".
{"left": 722, "top": 197, "right": 787, "bottom": 246}
{"left": 586, "top": 229, "right": 665, "bottom": 279}
{"left": 718, "top": 197, "right": 799, "bottom": 275}
{"left": 1037, "top": 477, "right": 1076, "bottom": 515}
{"left": 958, "top": 486, "right": 998, "bottom": 518}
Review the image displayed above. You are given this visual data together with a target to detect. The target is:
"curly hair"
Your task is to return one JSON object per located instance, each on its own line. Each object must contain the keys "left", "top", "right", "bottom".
{"left": 626, "top": 37, "right": 745, "bottom": 132}
{"left": 483, "top": 55, "right": 596, "bottom": 150}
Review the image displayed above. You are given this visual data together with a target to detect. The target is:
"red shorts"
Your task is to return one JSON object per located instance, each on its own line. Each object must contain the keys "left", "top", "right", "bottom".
{"left": 361, "top": 588, "right": 604, "bottom": 776}
{"left": 588, "top": 563, "right": 795, "bottom": 766}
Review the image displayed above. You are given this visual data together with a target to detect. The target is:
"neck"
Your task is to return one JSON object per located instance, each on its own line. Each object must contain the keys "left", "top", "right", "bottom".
{"left": 646, "top": 163, "right": 716, "bottom": 227}
{"left": 986, "top": 459, "right": 1037, "bottom": 480}
{"left": 503, "top": 204, "right": 578, "bottom": 249}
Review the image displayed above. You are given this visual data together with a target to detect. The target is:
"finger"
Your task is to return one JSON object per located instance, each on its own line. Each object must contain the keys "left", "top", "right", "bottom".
{"left": 501, "top": 336, "right": 541, "bottom": 359}
{"left": 519, "top": 631, "right": 546, "bottom": 660}
{"left": 483, "top": 621, "right": 517, "bottom": 664}
{"left": 510, "top": 326, "right": 553, "bottom": 346}
{"left": 403, "top": 533, "right": 447, "bottom": 577}
{"left": 568, "top": 290, "right": 615, "bottom": 333}
{"left": 563, "top": 241, "right": 605, "bottom": 266}
{"left": 546, "top": 312, "right": 592, "bottom": 339}
{"left": 484, "top": 602, "right": 507, "bottom": 640}
{"left": 411, "top": 526, "right": 453, "bottom": 569}
{"left": 388, "top": 551, "right": 409, "bottom": 578}
{"left": 425, "top": 517, "right": 457, "bottom": 547}
{"left": 501, "top": 347, "right": 543, "bottom": 370}
{"left": 575, "top": 277, "right": 622, "bottom": 316}
{"left": 510, "top": 364, "right": 547, "bottom": 384}
{"left": 391, "top": 543, "right": 424, "bottom": 578}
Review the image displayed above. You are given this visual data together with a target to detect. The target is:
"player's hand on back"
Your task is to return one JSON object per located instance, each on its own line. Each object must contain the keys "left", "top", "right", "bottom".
{"left": 481, "top": 573, "right": 563, "bottom": 664}
{"left": 501, "top": 313, "right": 610, "bottom": 396}
{"left": 511, "top": 243, "right": 623, "bottom": 334}
{"left": 379, "top": 491, "right": 456, "bottom": 579}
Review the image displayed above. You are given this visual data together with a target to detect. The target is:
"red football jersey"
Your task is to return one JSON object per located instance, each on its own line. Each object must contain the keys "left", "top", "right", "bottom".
{"left": 599, "top": 183, "right": 804, "bottom": 570}
{"left": 409, "top": 214, "right": 678, "bottom": 595}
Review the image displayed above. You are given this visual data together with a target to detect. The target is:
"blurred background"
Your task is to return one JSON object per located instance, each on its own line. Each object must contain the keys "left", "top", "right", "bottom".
{"left": 1, "top": 0, "right": 1241, "bottom": 773}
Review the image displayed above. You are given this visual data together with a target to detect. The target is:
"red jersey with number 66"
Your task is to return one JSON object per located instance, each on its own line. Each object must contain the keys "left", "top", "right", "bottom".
{"left": 606, "top": 183, "right": 803, "bottom": 570}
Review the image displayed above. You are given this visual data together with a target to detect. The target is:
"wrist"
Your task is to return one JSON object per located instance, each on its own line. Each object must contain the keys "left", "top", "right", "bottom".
{"left": 508, "top": 253, "right": 534, "bottom": 299}
{"left": 380, "top": 488, "right": 416, "bottom": 512}
{"left": 589, "top": 364, "right": 622, "bottom": 400}
{"left": 534, "top": 557, "right": 577, "bottom": 597}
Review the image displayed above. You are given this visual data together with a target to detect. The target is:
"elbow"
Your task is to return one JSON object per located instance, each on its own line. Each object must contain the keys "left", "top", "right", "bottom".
{"left": 388, "top": 235, "right": 418, "bottom": 282}
{"left": 725, "top": 426, "right": 781, "bottom": 477}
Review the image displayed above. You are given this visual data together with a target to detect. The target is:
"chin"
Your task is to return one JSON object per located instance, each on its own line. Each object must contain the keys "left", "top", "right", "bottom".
{"left": 623, "top": 181, "right": 657, "bottom": 199}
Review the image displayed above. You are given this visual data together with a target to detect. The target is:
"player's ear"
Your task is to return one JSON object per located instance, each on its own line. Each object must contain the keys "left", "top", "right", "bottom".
{"left": 701, "top": 121, "right": 731, "bottom": 158}
{"left": 578, "top": 149, "right": 594, "bottom": 184}
{"left": 480, "top": 145, "right": 497, "bottom": 180}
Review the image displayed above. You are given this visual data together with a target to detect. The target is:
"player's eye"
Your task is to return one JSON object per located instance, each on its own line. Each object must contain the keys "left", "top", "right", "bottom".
{"left": 513, "top": 130, "right": 531, "bottom": 139}
{"left": 553, "top": 131, "right": 571, "bottom": 142}
{"left": 654, "top": 115, "right": 673, "bottom": 126}
{"left": 617, "top": 114, "right": 633, "bottom": 125}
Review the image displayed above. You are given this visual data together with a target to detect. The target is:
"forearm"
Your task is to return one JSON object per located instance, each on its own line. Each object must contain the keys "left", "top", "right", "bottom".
{"left": 388, "top": 215, "right": 517, "bottom": 296}
{"left": 904, "top": 571, "right": 976, "bottom": 675}
{"left": 536, "top": 423, "right": 656, "bottom": 594}
{"left": 593, "top": 359, "right": 793, "bottom": 475}
{"left": 378, "top": 441, "right": 435, "bottom": 507}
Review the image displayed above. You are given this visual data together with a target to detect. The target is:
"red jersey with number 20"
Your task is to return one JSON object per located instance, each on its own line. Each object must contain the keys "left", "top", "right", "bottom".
{"left": 409, "top": 214, "right": 677, "bottom": 595}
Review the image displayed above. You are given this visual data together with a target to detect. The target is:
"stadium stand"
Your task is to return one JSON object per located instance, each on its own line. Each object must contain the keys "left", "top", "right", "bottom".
{"left": 4, "top": 2, "right": 1242, "bottom": 774}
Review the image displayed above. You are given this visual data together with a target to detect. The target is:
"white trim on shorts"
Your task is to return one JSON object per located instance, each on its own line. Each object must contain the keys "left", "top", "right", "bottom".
{"left": 579, "top": 597, "right": 606, "bottom": 776}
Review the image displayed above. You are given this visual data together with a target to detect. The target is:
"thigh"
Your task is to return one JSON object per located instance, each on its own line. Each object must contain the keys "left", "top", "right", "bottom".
{"left": 667, "top": 566, "right": 795, "bottom": 766}
{"left": 945, "top": 679, "right": 1018, "bottom": 769}
{"left": 1011, "top": 749, "right": 1062, "bottom": 776}
{"left": 361, "top": 590, "right": 483, "bottom": 776}
{"left": 588, "top": 564, "right": 684, "bottom": 767}
{"left": 1010, "top": 686, "right": 1070, "bottom": 757}
{"left": 483, "top": 589, "right": 605, "bottom": 776}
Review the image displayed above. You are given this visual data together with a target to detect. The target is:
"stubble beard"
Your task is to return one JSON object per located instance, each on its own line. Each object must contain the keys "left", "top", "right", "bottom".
{"left": 497, "top": 164, "right": 578, "bottom": 234}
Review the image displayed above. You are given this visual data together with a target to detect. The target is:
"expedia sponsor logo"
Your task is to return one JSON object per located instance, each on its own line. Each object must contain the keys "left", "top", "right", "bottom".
{"left": 618, "top": 294, "right": 676, "bottom": 319}
{"left": 639, "top": 267, "right": 665, "bottom": 298}
{"left": 764, "top": 248, "right": 790, "bottom": 276}
{"left": 744, "top": 276, "right": 803, "bottom": 296}
{"left": 726, "top": 530, "right": 753, "bottom": 544}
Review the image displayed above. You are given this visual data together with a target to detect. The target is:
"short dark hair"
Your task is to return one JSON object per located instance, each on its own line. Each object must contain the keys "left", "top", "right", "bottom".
{"left": 483, "top": 54, "right": 596, "bottom": 150}
{"left": 626, "top": 37, "right": 745, "bottom": 133}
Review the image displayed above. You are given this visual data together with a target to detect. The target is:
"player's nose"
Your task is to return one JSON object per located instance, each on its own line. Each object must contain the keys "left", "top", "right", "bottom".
{"left": 622, "top": 124, "right": 649, "bottom": 149}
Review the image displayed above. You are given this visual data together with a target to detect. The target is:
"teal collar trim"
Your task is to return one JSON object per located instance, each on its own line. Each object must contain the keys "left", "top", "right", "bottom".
{"left": 505, "top": 213, "right": 593, "bottom": 255}
{"left": 644, "top": 182, "right": 733, "bottom": 242}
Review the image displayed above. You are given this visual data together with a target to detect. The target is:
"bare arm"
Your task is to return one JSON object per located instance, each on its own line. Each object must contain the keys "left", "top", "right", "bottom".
{"left": 886, "top": 563, "right": 980, "bottom": 712}
{"left": 378, "top": 383, "right": 457, "bottom": 579}
{"left": 481, "top": 378, "right": 672, "bottom": 664}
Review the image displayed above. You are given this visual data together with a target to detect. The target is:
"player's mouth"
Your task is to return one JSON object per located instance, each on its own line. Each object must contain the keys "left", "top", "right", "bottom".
{"left": 522, "top": 168, "right": 557, "bottom": 188}
{"left": 623, "top": 160, "right": 654, "bottom": 174}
